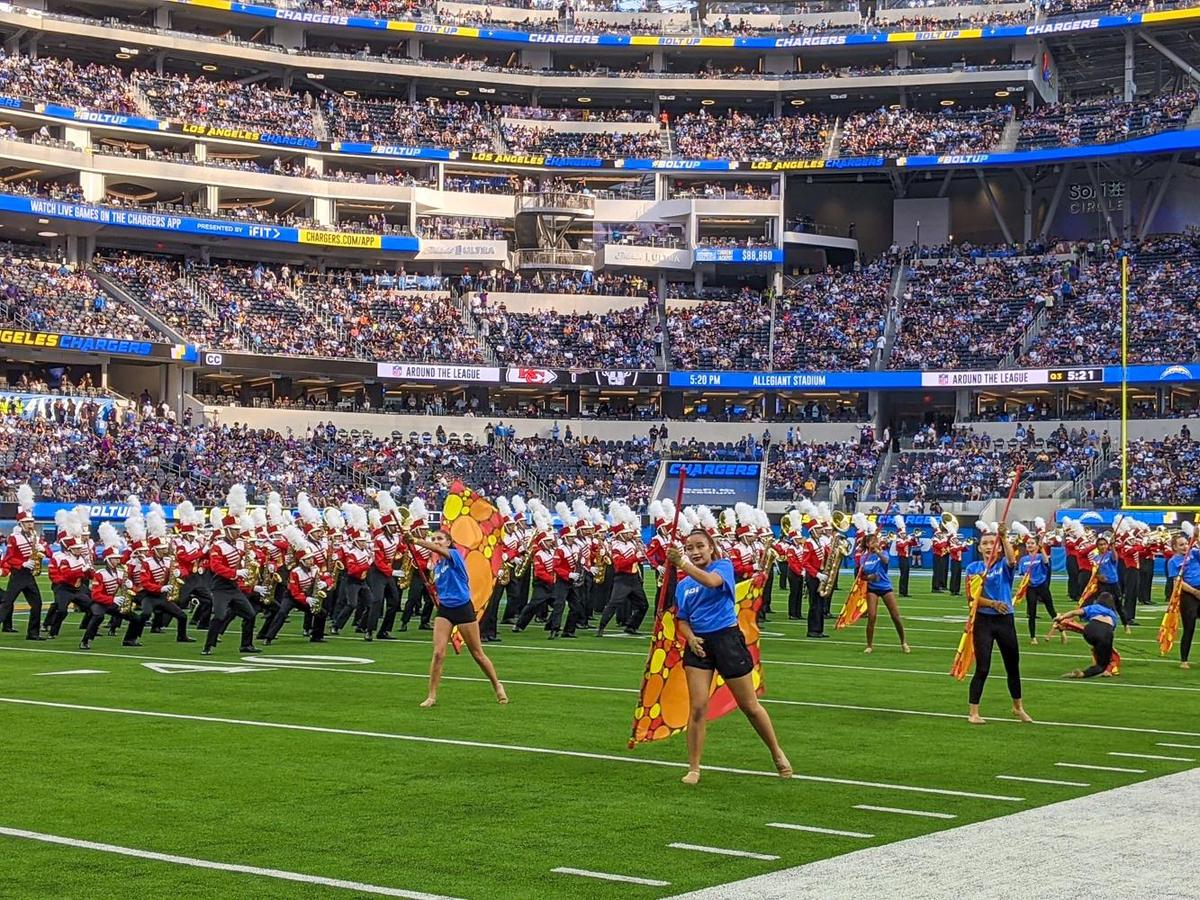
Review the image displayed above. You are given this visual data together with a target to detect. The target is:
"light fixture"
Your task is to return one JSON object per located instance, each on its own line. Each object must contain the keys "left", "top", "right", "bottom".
{"left": 305, "top": 72, "right": 325, "bottom": 80}
{"left": 115, "top": 52, "right": 131, "bottom": 60}
{"left": 888, "top": 103, "right": 903, "bottom": 110}
{"left": 343, "top": 89, "right": 358, "bottom": 97}
{"left": 994, "top": 90, "right": 1010, "bottom": 98}
{"left": 700, "top": 99, "right": 715, "bottom": 106}
{"left": 37, "top": 218, "right": 49, "bottom": 224}
{"left": 577, "top": 96, "right": 591, "bottom": 103}
{"left": 37, "top": 231, "right": 58, "bottom": 238}
{"left": 202, "top": 64, "right": 218, "bottom": 72}
{"left": 789, "top": 98, "right": 806, "bottom": 106}
{"left": 940, "top": 99, "right": 956, "bottom": 106}
{"left": 455, "top": 89, "right": 470, "bottom": 97}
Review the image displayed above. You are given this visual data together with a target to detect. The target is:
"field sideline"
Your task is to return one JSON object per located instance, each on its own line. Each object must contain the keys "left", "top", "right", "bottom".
{"left": 0, "top": 571, "right": 1194, "bottom": 899}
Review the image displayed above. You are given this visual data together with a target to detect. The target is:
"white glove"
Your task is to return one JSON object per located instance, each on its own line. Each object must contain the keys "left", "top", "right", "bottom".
{"left": 817, "top": 572, "right": 828, "bottom": 584}
{"left": 236, "top": 569, "right": 248, "bottom": 579}
{"left": 253, "top": 585, "right": 268, "bottom": 597}
{"left": 392, "top": 569, "right": 405, "bottom": 578}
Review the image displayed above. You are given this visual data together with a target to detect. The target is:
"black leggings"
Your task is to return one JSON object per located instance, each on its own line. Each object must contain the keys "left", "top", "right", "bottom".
{"left": 1182, "top": 594, "right": 1199, "bottom": 664}
{"left": 968, "top": 613, "right": 1021, "bottom": 705}
{"left": 1025, "top": 582, "right": 1057, "bottom": 639}
{"left": 1081, "top": 619, "right": 1116, "bottom": 677}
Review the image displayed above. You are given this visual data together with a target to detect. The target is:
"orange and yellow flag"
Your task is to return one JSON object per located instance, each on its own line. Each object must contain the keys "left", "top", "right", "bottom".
{"left": 1158, "top": 576, "right": 1184, "bottom": 656}
{"left": 440, "top": 481, "right": 502, "bottom": 652}
{"left": 628, "top": 576, "right": 765, "bottom": 747}
{"left": 834, "top": 576, "right": 868, "bottom": 629}
{"left": 950, "top": 572, "right": 983, "bottom": 681}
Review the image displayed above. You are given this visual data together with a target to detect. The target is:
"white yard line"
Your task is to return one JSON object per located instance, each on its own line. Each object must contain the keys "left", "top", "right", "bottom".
{"left": 34, "top": 669, "right": 107, "bottom": 676}
{"left": 4, "top": 646, "right": 1199, "bottom": 739}
{"left": 0, "top": 695, "right": 1024, "bottom": 801}
{"left": 852, "top": 805, "right": 956, "bottom": 820}
{"left": 552, "top": 867, "right": 669, "bottom": 887}
{"left": 995, "top": 775, "right": 1090, "bottom": 787}
{"left": 1108, "top": 752, "right": 1194, "bottom": 762}
{"left": 668, "top": 769, "right": 1200, "bottom": 900}
{"left": 667, "top": 843, "right": 779, "bottom": 861}
{"left": 1156, "top": 742, "right": 1200, "bottom": 750}
{"left": 1055, "top": 763, "right": 1145, "bottom": 774}
{"left": 765, "top": 824, "right": 874, "bottom": 839}
{"left": 0, "top": 826, "right": 459, "bottom": 899}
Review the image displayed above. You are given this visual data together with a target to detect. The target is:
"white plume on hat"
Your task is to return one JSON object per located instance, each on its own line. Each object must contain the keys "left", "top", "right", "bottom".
{"left": 409, "top": 497, "right": 428, "bottom": 522}
{"left": 297, "top": 493, "right": 322, "bottom": 528}
{"left": 698, "top": 506, "right": 719, "bottom": 534}
{"left": 209, "top": 507, "right": 224, "bottom": 532}
{"left": 324, "top": 507, "right": 344, "bottom": 531}
{"left": 1182, "top": 521, "right": 1195, "bottom": 539}
{"left": 284, "top": 524, "right": 311, "bottom": 556}
{"left": 226, "top": 484, "right": 247, "bottom": 518}
{"left": 1034, "top": 516, "right": 1046, "bottom": 532}
{"left": 98, "top": 521, "right": 122, "bottom": 555}
{"left": 16, "top": 484, "right": 34, "bottom": 513}
{"left": 496, "top": 496, "right": 513, "bottom": 519}
{"left": 511, "top": 496, "right": 527, "bottom": 517}
{"left": 1010, "top": 520, "right": 1031, "bottom": 538}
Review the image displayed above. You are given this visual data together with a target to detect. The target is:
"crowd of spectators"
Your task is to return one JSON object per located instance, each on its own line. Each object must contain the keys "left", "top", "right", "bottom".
{"left": 840, "top": 105, "right": 1010, "bottom": 157}
{"left": 1124, "top": 431, "right": 1200, "bottom": 506}
{"left": 0, "top": 52, "right": 135, "bottom": 113}
{"left": 94, "top": 254, "right": 233, "bottom": 347}
{"left": 672, "top": 109, "right": 832, "bottom": 159}
{"left": 502, "top": 124, "right": 663, "bottom": 157}
{"left": 766, "top": 440, "right": 881, "bottom": 500}
{"left": 773, "top": 259, "right": 894, "bottom": 371}
{"left": 889, "top": 253, "right": 1068, "bottom": 369}
{"left": 135, "top": 74, "right": 319, "bottom": 139}
{"left": 509, "top": 436, "right": 658, "bottom": 508}
{"left": 0, "top": 249, "right": 161, "bottom": 343}
{"left": 666, "top": 293, "right": 773, "bottom": 370}
{"left": 473, "top": 297, "right": 662, "bottom": 368}
{"left": 324, "top": 96, "right": 496, "bottom": 150}
{"left": 1016, "top": 91, "right": 1197, "bottom": 149}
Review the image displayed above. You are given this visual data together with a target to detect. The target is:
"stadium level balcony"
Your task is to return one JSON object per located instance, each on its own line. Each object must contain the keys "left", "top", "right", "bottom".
{"left": 511, "top": 247, "right": 595, "bottom": 271}
{"left": 514, "top": 191, "right": 596, "bottom": 218}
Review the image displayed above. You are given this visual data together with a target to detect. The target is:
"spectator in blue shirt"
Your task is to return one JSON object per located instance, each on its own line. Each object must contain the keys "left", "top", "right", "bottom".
{"left": 668, "top": 529, "right": 790, "bottom": 786}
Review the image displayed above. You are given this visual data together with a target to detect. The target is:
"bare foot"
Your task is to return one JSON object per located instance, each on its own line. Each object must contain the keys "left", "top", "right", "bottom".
{"left": 1124, "top": 625, "right": 1133, "bottom": 636}
{"left": 967, "top": 713, "right": 986, "bottom": 725}
{"left": 901, "top": 643, "right": 911, "bottom": 654}
{"left": 419, "top": 697, "right": 436, "bottom": 709}
{"left": 496, "top": 685, "right": 509, "bottom": 705}
{"left": 681, "top": 770, "right": 700, "bottom": 785}
{"left": 775, "top": 755, "right": 793, "bottom": 779}
{"left": 1030, "top": 638, "right": 1039, "bottom": 646}
{"left": 1013, "top": 707, "right": 1033, "bottom": 723}
{"left": 1059, "top": 632, "right": 1067, "bottom": 644}
{"left": 863, "top": 646, "right": 874, "bottom": 655}
{"left": 1182, "top": 662, "right": 1191, "bottom": 670}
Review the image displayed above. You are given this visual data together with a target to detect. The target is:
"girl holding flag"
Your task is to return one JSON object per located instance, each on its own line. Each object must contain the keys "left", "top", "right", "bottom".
{"left": 410, "top": 529, "right": 507, "bottom": 709}
{"left": 1017, "top": 534, "right": 1057, "bottom": 645}
{"left": 1163, "top": 529, "right": 1200, "bottom": 670}
{"left": 668, "top": 530, "right": 791, "bottom": 786}
{"left": 858, "top": 531, "right": 910, "bottom": 655}
{"left": 965, "top": 524, "right": 1033, "bottom": 726}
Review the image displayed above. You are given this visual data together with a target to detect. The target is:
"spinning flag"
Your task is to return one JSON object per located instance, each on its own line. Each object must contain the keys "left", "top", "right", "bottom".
{"left": 1013, "top": 571, "right": 1030, "bottom": 608}
{"left": 834, "top": 575, "right": 868, "bottom": 630}
{"left": 628, "top": 575, "right": 765, "bottom": 747}
{"left": 441, "top": 480, "right": 502, "bottom": 650}
{"left": 1158, "top": 572, "right": 1184, "bottom": 656}
{"left": 950, "top": 569, "right": 983, "bottom": 681}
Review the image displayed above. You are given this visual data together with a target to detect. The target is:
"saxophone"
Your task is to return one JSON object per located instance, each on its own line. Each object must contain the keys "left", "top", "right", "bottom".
{"left": 31, "top": 537, "right": 44, "bottom": 577}
{"left": 397, "top": 544, "right": 414, "bottom": 591}
{"left": 310, "top": 572, "right": 328, "bottom": 617}
{"left": 165, "top": 558, "right": 182, "bottom": 605}
{"left": 113, "top": 577, "right": 137, "bottom": 615}
{"left": 513, "top": 535, "right": 536, "bottom": 579}
{"left": 592, "top": 541, "right": 611, "bottom": 585}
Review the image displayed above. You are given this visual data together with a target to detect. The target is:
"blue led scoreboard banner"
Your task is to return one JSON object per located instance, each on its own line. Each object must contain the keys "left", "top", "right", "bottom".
{"left": 654, "top": 460, "right": 764, "bottom": 509}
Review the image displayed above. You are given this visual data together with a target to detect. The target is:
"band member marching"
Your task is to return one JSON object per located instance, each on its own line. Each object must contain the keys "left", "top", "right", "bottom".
{"left": 597, "top": 506, "right": 649, "bottom": 638}
{"left": 44, "top": 510, "right": 92, "bottom": 639}
{"left": 0, "top": 485, "right": 48, "bottom": 639}
{"left": 80, "top": 523, "right": 138, "bottom": 650}
{"left": 500, "top": 496, "right": 533, "bottom": 625}
{"left": 948, "top": 526, "right": 966, "bottom": 596}
{"left": 482, "top": 497, "right": 520, "bottom": 643}
{"left": 331, "top": 504, "right": 373, "bottom": 639}
{"left": 513, "top": 511, "right": 557, "bottom": 633}
{"left": 263, "top": 526, "right": 333, "bottom": 644}
{"left": 894, "top": 517, "right": 919, "bottom": 598}
{"left": 931, "top": 522, "right": 949, "bottom": 594}
{"left": 398, "top": 499, "right": 435, "bottom": 631}
{"left": 174, "top": 501, "right": 214, "bottom": 629}
{"left": 202, "top": 485, "right": 261, "bottom": 656}
{"left": 139, "top": 509, "right": 194, "bottom": 644}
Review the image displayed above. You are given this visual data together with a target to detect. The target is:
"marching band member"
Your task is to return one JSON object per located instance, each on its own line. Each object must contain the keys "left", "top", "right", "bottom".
{"left": 0, "top": 485, "right": 47, "bottom": 639}
{"left": 801, "top": 517, "right": 826, "bottom": 636}
{"left": 202, "top": 485, "right": 261, "bottom": 656}
{"left": 410, "top": 527, "right": 506, "bottom": 709}
{"left": 263, "top": 526, "right": 332, "bottom": 645}
{"left": 119, "top": 512, "right": 150, "bottom": 647}
{"left": 571, "top": 500, "right": 595, "bottom": 629}
{"left": 777, "top": 510, "right": 805, "bottom": 623}
{"left": 597, "top": 506, "right": 648, "bottom": 638}
{"left": 332, "top": 504, "right": 373, "bottom": 639}
{"left": 1114, "top": 519, "right": 1143, "bottom": 629}
{"left": 44, "top": 511, "right": 92, "bottom": 639}
{"left": 1064, "top": 519, "right": 1094, "bottom": 601}
{"left": 513, "top": 512, "right": 557, "bottom": 633}
{"left": 855, "top": 517, "right": 910, "bottom": 655}
{"left": 894, "top": 517, "right": 919, "bottom": 598}
{"left": 965, "top": 523, "right": 1032, "bottom": 726}
{"left": 174, "top": 501, "right": 214, "bottom": 629}
{"left": 368, "top": 493, "right": 404, "bottom": 640}
{"left": 501, "top": 496, "right": 535, "bottom": 625}
{"left": 587, "top": 508, "right": 613, "bottom": 623}
{"left": 80, "top": 523, "right": 136, "bottom": 650}
{"left": 140, "top": 509, "right": 194, "bottom": 644}
{"left": 481, "top": 496, "right": 518, "bottom": 643}
{"left": 930, "top": 522, "right": 949, "bottom": 594}
{"left": 548, "top": 503, "right": 584, "bottom": 639}
{"left": 947, "top": 527, "right": 966, "bottom": 596}
{"left": 1016, "top": 530, "right": 1057, "bottom": 644}
{"left": 645, "top": 499, "right": 677, "bottom": 608}
{"left": 667, "top": 528, "right": 790, "bottom": 786}
{"left": 399, "top": 499, "right": 435, "bottom": 631}
{"left": 730, "top": 504, "right": 758, "bottom": 583}
{"left": 296, "top": 492, "right": 326, "bottom": 637}
{"left": 1056, "top": 591, "right": 1120, "bottom": 679}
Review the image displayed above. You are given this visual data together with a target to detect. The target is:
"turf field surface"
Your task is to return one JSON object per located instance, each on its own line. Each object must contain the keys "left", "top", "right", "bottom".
{"left": 0, "top": 571, "right": 1195, "bottom": 899}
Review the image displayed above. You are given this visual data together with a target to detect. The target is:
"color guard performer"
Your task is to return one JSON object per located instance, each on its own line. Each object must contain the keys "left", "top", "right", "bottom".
{"left": 1056, "top": 591, "right": 1120, "bottom": 679}
{"left": 412, "top": 528, "right": 507, "bottom": 709}
{"left": 965, "top": 523, "right": 1032, "bottom": 726}
{"left": 856, "top": 521, "right": 910, "bottom": 655}
{"left": 1166, "top": 531, "right": 1200, "bottom": 670}
{"left": 1016, "top": 530, "right": 1057, "bottom": 644}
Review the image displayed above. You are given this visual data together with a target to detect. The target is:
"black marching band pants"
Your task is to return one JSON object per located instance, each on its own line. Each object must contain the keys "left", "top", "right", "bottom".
{"left": 203, "top": 577, "right": 258, "bottom": 652}
{"left": 598, "top": 572, "right": 648, "bottom": 634}
{"left": 0, "top": 568, "right": 43, "bottom": 637}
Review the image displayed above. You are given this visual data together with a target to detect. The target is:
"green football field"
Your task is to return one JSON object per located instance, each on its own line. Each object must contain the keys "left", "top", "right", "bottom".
{"left": 0, "top": 571, "right": 1195, "bottom": 899}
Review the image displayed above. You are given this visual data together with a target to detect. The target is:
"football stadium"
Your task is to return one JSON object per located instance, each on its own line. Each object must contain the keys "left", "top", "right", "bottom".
{"left": 0, "top": 0, "right": 1198, "bottom": 895}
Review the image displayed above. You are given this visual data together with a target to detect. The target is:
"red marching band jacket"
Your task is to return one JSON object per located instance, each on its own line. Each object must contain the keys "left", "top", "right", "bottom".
{"left": 372, "top": 530, "right": 400, "bottom": 576}
{"left": 139, "top": 556, "right": 170, "bottom": 595}
{"left": 91, "top": 568, "right": 125, "bottom": 607}
{"left": 533, "top": 546, "right": 556, "bottom": 586}
{"left": 611, "top": 538, "right": 641, "bottom": 576}
{"left": 895, "top": 535, "right": 919, "bottom": 559}
{"left": 730, "top": 542, "right": 757, "bottom": 580}
{"left": 287, "top": 566, "right": 331, "bottom": 608}
{"left": 3, "top": 529, "right": 44, "bottom": 575}
{"left": 343, "top": 544, "right": 371, "bottom": 581}
{"left": 175, "top": 534, "right": 208, "bottom": 579}
{"left": 208, "top": 539, "right": 247, "bottom": 591}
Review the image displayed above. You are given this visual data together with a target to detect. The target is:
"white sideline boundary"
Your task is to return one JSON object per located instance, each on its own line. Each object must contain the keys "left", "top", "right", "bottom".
{"left": 0, "top": 696, "right": 1024, "bottom": 801}
{"left": 4, "top": 645, "right": 1200, "bottom": 739}
{"left": 0, "top": 827, "right": 459, "bottom": 899}
{"left": 669, "top": 768, "right": 1200, "bottom": 900}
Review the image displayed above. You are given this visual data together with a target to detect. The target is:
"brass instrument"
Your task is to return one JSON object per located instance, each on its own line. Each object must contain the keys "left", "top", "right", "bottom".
{"left": 940, "top": 511, "right": 959, "bottom": 532}
{"left": 31, "top": 537, "right": 44, "bottom": 577}
{"left": 311, "top": 576, "right": 328, "bottom": 617}
{"left": 592, "top": 541, "right": 611, "bottom": 585}
{"left": 397, "top": 545, "right": 415, "bottom": 591}
{"left": 113, "top": 579, "right": 137, "bottom": 616}
{"left": 513, "top": 533, "right": 537, "bottom": 579}
{"left": 817, "top": 512, "right": 852, "bottom": 601}
{"left": 164, "top": 558, "right": 182, "bottom": 605}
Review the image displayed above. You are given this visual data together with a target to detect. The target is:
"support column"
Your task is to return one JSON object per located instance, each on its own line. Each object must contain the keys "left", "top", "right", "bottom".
{"left": 194, "top": 142, "right": 207, "bottom": 163}
{"left": 895, "top": 47, "right": 910, "bottom": 68}
{"left": 407, "top": 39, "right": 422, "bottom": 60}
{"left": 1124, "top": 30, "right": 1136, "bottom": 102}
{"left": 154, "top": 6, "right": 169, "bottom": 28}
{"left": 79, "top": 171, "right": 105, "bottom": 203}
{"left": 312, "top": 197, "right": 335, "bottom": 227}
{"left": 1038, "top": 164, "right": 1071, "bottom": 240}
{"left": 62, "top": 125, "right": 89, "bottom": 152}
{"left": 203, "top": 185, "right": 220, "bottom": 213}
{"left": 304, "top": 154, "right": 324, "bottom": 176}
{"left": 650, "top": 49, "right": 664, "bottom": 72}
{"left": 975, "top": 169, "right": 1013, "bottom": 245}
{"left": 1085, "top": 162, "right": 1118, "bottom": 240}
{"left": 1014, "top": 169, "right": 1033, "bottom": 243}
{"left": 955, "top": 389, "right": 971, "bottom": 419}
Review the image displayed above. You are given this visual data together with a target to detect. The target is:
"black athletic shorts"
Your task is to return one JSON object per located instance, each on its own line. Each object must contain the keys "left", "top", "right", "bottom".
{"left": 437, "top": 602, "right": 477, "bottom": 626}
{"left": 684, "top": 625, "right": 754, "bottom": 680}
